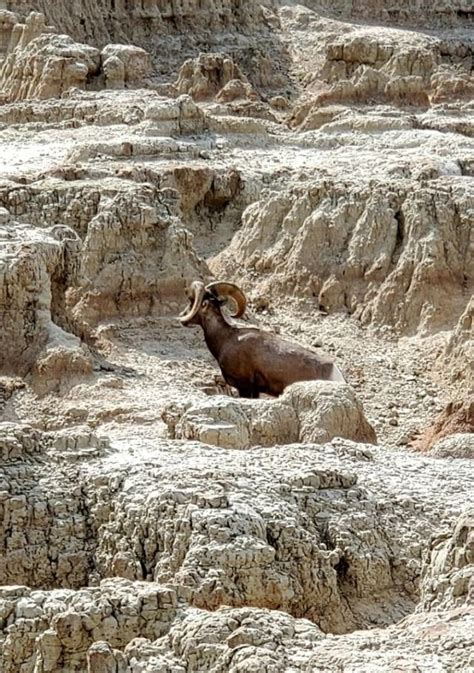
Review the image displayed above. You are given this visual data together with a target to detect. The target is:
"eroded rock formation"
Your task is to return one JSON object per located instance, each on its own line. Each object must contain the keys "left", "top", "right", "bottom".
{"left": 174, "top": 52, "right": 256, "bottom": 102}
{"left": 4, "top": 0, "right": 266, "bottom": 47}
{"left": 414, "top": 400, "right": 474, "bottom": 453}
{"left": 0, "top": 185, "right": 208, "bottom": 381}
{"left": 0, "top": 1, "right": 472, "bottom": 671}
{"left": 163, "top": 381, "right": 376, "bottom": 448}
{"left": 0, "top": 12, "right": 155, "bottom": 102}
{"left": 0, "top": 422, "right": 472, "bottom": 670}
{"left": 0, "top": 13, "right": 100, "bottom": 102}
{"left": 212, "top": 178, "right": 473, "bottom": 334}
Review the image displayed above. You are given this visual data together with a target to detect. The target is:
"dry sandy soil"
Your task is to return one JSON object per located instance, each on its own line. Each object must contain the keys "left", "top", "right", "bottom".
{"left": 0, "top": 1, "right": 473, "bottom": 672}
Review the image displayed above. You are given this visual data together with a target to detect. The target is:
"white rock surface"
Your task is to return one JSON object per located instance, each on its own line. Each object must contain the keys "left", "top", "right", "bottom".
{"left": 0, "top": 2, "right": 472, "bottom": 671}
{"left": 164, "top": 381, "right": 376, "bottom": 448}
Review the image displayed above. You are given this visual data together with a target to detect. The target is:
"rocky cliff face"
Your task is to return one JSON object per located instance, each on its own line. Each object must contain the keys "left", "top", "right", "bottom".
{"left": 212, "top": 177, "right": 473, "bottom": 334}
{"left": 4, "top": 0, "right": 266, "bottom": 47}
{"left": 286, "top": 0, "right": 474, "bottom": 26}
{"left": 0, "top": 1, "right": 472, "bottom": 671}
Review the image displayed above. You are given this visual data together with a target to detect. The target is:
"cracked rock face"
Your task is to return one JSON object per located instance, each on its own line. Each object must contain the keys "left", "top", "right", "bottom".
{"left": 0, "top": 424, "right": 472, "bottom": 671}
{"left": 0, "top": 2, "right": 473, "bottom": 672}
{"left": 0, "top": 219, "right": 90, "bottom": 379}
{"left": 0, "top": 185, "right": 208, "bottom": 382}
{"left": 0, "top": 16, "right": 101, "bottom": 102}
{"left": 420, "top": 508, "right": 474, "bottom": 612}
{"left": 163, "top": 381, "right": 376, "bottom": 448}
{"left": 212, "top": 177, "right": 473, "bottom": 335}
{"left": 174, "top": 52, "right": 254, "bottom": 102}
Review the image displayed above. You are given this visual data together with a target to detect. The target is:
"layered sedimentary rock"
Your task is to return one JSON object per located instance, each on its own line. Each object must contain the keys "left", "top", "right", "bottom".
{"left": 415, "top": 400, "right": 474, "bottom": 453}
{"left": 212, "top": 178, "right": 473, "bottom": 334}
{"left": 174, "top": 52, "right": 256, "bottom": 102}
{"left": 67, "top": 185, "right": 209, "bottom": 331}
{"left": 0, "top": 422, "right": 472, "bottom": 671}
{"left": 279, "top": 0, "right": 474, "bottom": 27}
{"left": 0, "top": 13, "right": 100, "bottom": 102}
{"left": 420, "top": 508, "right": 473, "bottom": 611}
{"left": 288, "top": 25, "right": 473, "bottom": 112}
{"left": 0, "top": 185, "right": 208, "bottom": 378}
{"left": 0, "top": 2, "right": 472, "bottom": 672}
{"left": 0, "top": 12, "right": 154, "bottom": 102}
{"left": 0, "top": 215, "right": 91, "bottom": 379}
{"left": 5, "top": 0, "right": 266, "bottom": 47}
{"left": 444, "top": 296, "right": 474, "bottom": 383}
{"left": 102, "top": 43, "right": 151, "bottom": 89}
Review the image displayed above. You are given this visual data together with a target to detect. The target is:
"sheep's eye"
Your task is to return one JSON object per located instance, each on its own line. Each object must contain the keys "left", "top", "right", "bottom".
{"left": 202, "top": 299, "right": 209, "bottom": 309}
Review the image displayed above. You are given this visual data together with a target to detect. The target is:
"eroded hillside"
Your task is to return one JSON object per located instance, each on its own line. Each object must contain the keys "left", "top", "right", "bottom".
{"left": 0, "top": 1, "right": 473, "bottom": 671}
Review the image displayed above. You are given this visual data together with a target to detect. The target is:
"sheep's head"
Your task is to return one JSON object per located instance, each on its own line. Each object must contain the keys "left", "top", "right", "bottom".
{"left": 179, "top": 280, "right": 246, "bottom": 327}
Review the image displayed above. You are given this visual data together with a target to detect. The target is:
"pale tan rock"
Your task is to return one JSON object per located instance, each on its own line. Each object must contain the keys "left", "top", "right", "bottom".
{"left": 68, "top": 186, "right": 210, "bottom": 331}
{"left": 175, "top": 52, "right": 250, "bottom": 102}
{"left": 283, "top": 381, "right": 377, "bottom": 444}
{"left": 269, "top": 95, "right": 290, "bottom": 111}
{"left": 144, "top": 94, "right": 207, "bottom": 135}
{"left": 430, "top": 433, "right": 474, "bottom": 459}
{"left": 0, "top": 221, "right": 89, "bottom": 378}
{"left": 212, "top": 179, "right": 473, "bottom": 334}
{"left": 444, "top": 296, "right": 474, "bottom": 384}
{"left": 0, "top": 185, "right": 208, "bottom": 377}
{"left": 0, "top": 428, "right": 472, "bottom": 671}
{"left": 291, "top": 25, "right": 471, "bottom": 112}
{"left": 4, "top": 0, "right": 265, "bottom": 47}
{"left": 0, "top": 4, "right": 473, "bottom": 672}
{"left": 102, "top": 54, "right": 125, "bottom": 89}
{"left": 420, "top": 508, "right": 474, "bottom": 611}
{"left": 215, "top": 78, "right": 256, "bottom": 103}
{"left": 0, "top": 14, "right": 100, "bottom": 102}
{"left": 102, "top": 43, "right": 151, "bottom": 88}
{"left": 87, "top": 641, "right": 129, "bottom": 673}
{"left": 165, "top": 381, "right": 376, "bottom": 448}
{"left": 207, "top": 114, "right": 268, "bottom": 135}
{"left": 0, "top": 9, "right": 18, "bottom": 55}
{"left": 413, "top": 400, "right": 474, "bottom": 453}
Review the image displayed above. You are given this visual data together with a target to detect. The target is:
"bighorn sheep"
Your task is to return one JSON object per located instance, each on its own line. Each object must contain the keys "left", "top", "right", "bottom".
{"left": 179, "top": 280, "right": 346, "bottom": 398}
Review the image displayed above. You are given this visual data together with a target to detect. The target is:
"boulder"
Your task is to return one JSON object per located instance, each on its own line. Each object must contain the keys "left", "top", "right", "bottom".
{"left": 164, "top": 381, "right": 376, "bottom": 449}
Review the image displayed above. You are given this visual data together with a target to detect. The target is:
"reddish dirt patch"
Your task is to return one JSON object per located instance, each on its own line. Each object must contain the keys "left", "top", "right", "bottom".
{"left": 412, "top": 400, "right": 474, "bottom": 452}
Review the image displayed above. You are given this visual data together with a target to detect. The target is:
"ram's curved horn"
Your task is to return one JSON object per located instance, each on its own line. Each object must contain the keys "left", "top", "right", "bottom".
{"left": 205, "top": 281, "right": 247, "bottom": 318}
{"left": 179, "top": 281, "right": 205, "bottom": 323}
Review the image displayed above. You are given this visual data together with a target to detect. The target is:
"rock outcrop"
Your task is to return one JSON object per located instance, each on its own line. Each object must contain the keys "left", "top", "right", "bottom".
{"left": 281, "top": 0, "right": 474, "bottom": 28}
{"left": 67, "top": 185, "right": 209, "bottom": 332}
{"left": 101, "top": 43, "right": 151, "bottom": 89}
{"left": 0, "top": 186, "right": 209, "bottom": 378}
{"left": 0, "top": 2, "right": 472, "bottom": 671}
{"left": 0, "top": 13, "right": 101, "bottom": 102}
{"left": 289, "top": 26, "right": 474, "bottom": 112}
{"left": 0, "top": 12, "right": 155, "bottom": 102}
{"left": 175, "top": 52, "right": 256, "bottom": 102}
{"left": 163, "top": 381, "right": 376, "bottom": 448}
{"left": 0, "top": 422, "right": 472, "bottom": 670}
{"left": 430, "top": 432, "right": 474, "bottom": 459}
{"left": 420, "top": 508, "right": 473, "bottom": 611}
{"left": 5, "top": 0, "right": 266, "bottom": 47}
{"left": 0, "top": 217, "right": 91, "bottom": 380}
{"left": 444, "top": 295, "right": 474, "bottom": 383}
{"left": 414, "top": 400, "right": 474, "bottom": 453}
{"left": 212, "top": 178, "right": 473, "bottom": 335}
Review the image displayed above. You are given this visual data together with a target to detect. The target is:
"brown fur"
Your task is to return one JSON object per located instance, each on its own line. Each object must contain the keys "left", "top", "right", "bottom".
{"left": 182, "top": 291, "right": 346, "bottom": 398}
